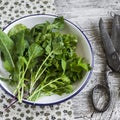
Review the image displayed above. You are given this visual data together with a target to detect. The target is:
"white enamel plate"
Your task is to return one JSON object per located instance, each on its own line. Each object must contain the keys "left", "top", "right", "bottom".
{"left": 0, "top": 14, "right": 94, "bottom": 105}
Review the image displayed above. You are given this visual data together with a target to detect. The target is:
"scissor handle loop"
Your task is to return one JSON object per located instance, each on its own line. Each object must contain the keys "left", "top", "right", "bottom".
{"left": 91, "top": 84, "right": 111, "bottom": 112}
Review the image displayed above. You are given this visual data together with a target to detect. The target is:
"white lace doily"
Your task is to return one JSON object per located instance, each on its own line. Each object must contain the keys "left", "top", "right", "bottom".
{"left": 0, "top": 0, "right": 55, "bottom": 28}
{"left": 0, "top": 0, "right": 74, "bottom": 120}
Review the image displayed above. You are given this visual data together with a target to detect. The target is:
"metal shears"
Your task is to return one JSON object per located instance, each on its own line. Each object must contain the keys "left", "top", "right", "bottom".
{"left": 91, "top": 14, "right": 120, "bottom": 112}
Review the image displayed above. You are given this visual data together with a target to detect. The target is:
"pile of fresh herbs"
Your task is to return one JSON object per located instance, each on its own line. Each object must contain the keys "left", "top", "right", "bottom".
{"left": 0, "top": 16, "right": 91, "bottom": 102}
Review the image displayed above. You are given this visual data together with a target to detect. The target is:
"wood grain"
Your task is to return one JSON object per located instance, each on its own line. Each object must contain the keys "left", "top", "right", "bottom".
{"left": 55, "top": 0, "right": 120, "bottom": 119}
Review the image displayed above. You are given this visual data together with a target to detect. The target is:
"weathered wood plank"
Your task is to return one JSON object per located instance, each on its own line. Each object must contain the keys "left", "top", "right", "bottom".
{"left": 55, "top": 0, "right": 120, "bottom": 119}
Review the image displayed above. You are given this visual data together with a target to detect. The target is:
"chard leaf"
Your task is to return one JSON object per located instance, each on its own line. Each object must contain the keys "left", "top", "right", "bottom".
{"left": 0, "top": 30, "right": 15, "bottom": 72}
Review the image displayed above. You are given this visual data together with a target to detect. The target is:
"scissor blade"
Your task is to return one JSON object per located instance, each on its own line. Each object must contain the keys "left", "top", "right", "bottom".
{"left": 111, "top": 14, "right": 120, "bottom": 54}
{"left": 99, "top": 18, "right": 115, "bottom": 55}
{"left": 99, "top": 18, "right": 120, "bottom": 72}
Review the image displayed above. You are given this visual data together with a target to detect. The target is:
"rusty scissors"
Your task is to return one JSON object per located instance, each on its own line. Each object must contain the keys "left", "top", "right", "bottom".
{"left": 91, "top": 14, "right": 120, "bottom": 112}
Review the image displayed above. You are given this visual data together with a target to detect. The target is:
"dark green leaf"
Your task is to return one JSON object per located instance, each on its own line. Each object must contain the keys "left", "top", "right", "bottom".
{"left": 8, "top": 24, "right": 27, "bottom": 37}
{"left": 17, "top": 56, "right": 27, "bottom": 71}
{"left": 28, "top": 43, "right": 43, "bottom": 59}
{"left": 0, "top": 30, "right": 15, "bottom": 72}
{"left": 12, "top": 31, "right": 27, "bottom": 56}
{"left": 53, "top": 16, "right": 64, "bottom": 30}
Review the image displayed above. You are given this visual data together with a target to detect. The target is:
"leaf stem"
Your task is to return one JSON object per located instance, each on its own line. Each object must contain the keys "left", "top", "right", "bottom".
{"left": 4, "top": 98, "right": 17, "bottom": 111}
{"left": 30, "top": 67, "right": 47, "bottom": 94}
{"left": 28, "top": 77, "right": 61, "bottom": 101}
{"left": 35, "top": 51, "right": 53, "bottom": 79}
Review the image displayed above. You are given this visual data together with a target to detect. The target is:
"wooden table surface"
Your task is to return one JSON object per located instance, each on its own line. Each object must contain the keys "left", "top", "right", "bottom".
{"left": 55, "top": 0, "right": 120, "bottom": 120}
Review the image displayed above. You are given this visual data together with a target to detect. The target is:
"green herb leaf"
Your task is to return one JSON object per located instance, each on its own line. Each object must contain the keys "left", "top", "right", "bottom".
{"left": 0, "top": 16, "right": 91, "bottom": 103}
{"left": 61, "top": 59, "right": 66, "bottom": 73}
{"left": 52, "top": 16, "right": 64, "bottom": 30}
{"left": 0, "top": 30, "right": 15, "bottom": 72}
{"left": 28, "top": 43, "right": 43, "bottom": 59}
{"left": 8, "top": 24, "right": 27, "bottom": 37}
